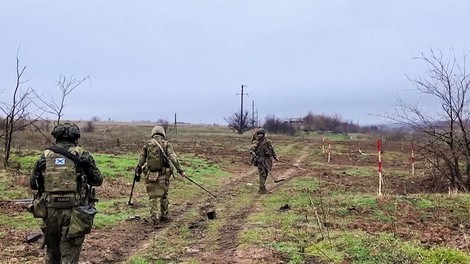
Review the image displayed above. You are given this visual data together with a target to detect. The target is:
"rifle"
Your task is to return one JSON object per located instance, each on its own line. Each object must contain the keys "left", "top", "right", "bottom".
{"left": 252, "top": 155, "right": 285, "bottom": 183}
{"left": 183, "top": 176, "right": 217, "bottom": 198}
{"left": 127, "top": 173, "right": 138, "bottom": 206}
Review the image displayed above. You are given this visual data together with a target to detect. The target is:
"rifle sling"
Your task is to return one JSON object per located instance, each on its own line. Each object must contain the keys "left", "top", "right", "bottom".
{"left": 150, "top": 139, "right": 171, "bottom": 166}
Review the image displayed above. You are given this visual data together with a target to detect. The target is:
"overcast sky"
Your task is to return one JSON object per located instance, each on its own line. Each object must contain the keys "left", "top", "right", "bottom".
{"left": 1, "top": 1, "right": 469, "bottom": 125}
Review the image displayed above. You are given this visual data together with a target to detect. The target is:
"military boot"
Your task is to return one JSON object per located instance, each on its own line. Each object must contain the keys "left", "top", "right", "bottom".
{"left": 160, "top": 213, "right": 171, "bottom": 223}
{"left": 258, "top": 187, "right": 270, "bottom": 194}
{"left": 150, "top": 214, "right": 159, "bottom": 227}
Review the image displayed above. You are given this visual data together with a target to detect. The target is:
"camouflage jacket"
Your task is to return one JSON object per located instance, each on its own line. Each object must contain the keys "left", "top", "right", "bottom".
{"left": 138, "top": 135, "right": 184, "bottom": 174}
{"left": 30, "top": 141, "right": 104, "bottom": 191}
{"left": 250, "top": 137, "right": 278, "bottom": 159}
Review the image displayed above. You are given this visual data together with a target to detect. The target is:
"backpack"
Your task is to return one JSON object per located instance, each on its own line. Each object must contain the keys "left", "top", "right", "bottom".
{"left": 146, "top": 139, "right": 167, "bottom": 172}
{"left": 43, "top": 146, "right": 81, "bottom": 193}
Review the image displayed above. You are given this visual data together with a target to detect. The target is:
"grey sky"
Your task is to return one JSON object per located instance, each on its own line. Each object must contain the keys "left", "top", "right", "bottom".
{"left": 1, "top": 1, "right": 469, "bottom": 125}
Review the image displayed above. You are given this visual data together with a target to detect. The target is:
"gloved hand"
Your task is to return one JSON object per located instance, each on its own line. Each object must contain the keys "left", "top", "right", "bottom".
{"left": 249, "top": 150, "right": 256, "bottom": 156}
{"left": 134, "top": 174, "right": 141, "bottom": 182}
{"left": 134, "top": 166, "right": 142, "bottom": 182}
{"left": 135, "top": 165, "right": 142, "bottom": 175}
{"left": 274, "top": 157, "right": 279, "bottom": 161}
{"left": 179, "top": 171, "right": 187, "bottom": 178}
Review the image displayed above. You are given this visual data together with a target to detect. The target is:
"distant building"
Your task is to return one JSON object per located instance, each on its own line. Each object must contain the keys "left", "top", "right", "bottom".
{"left": 286, "top": 118, "right": 303, "bottom": 124}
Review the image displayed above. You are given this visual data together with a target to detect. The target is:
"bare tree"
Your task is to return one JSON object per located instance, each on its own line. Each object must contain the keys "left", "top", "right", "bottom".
{"left": 0, "top": 52, "right": 43, "bottom": 168}
{"left": 38, "top": 75, "right": 89, "bottom": 125}
{"left": 389, "top": 49, "right": 470, "bottom": 191}
{"left": 156, "top": 119, "right": 170, "bottom": 133}
{"left": 224, "top": 111, "right": 253, "bottom": 134}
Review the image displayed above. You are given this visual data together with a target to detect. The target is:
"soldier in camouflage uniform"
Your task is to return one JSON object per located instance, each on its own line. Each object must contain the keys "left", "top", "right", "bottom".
{"left": 30, "top": 122, "right": 103, "bottom": 264}
{"left": 135, "top": 125, "right": 186, "bottom": 226}
{"left": 249, "top": 128, "right": 278, "bottom": 194}
{"left": 251, "top": 126, "right": 261, "bottom": 143}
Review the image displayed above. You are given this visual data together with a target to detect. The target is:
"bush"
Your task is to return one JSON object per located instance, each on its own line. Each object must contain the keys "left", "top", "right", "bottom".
{"left": 263, "top": 116, "right": 296, "bottom": 135}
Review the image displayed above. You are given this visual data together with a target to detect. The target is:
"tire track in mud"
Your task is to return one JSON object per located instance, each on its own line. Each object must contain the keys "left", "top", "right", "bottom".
{"left": 79, "top": 165, "right": 260, "bottom": 263}
{"left": 81, "top": 142, "right": 306, "bottom": 264}
{"left": 195, "top": 149, "right": 310, "bottom": 264}
{"left": 124, "top": 166, "right": 261, "bottom": 261}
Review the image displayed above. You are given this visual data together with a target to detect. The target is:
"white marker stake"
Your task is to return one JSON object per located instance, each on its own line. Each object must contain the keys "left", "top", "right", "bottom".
{"left": 322, "top": 134, "right": 325, "bottom": 153}
{"left": 411, "top": 142, "right": 415, "bottom": 176}
{"left": 378, "top": 139, "right": 383, "bottom": 196}
{"left": 328, "top": 143, "right": 331, "bottom": 163}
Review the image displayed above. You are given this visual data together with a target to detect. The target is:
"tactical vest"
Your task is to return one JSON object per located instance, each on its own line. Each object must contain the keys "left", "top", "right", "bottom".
{"left": 146, "top": 139, "right": 167, "bottom": 172}
{"left": 255, "top": 139, "right": 271, "bottom": 157}
{"left": 43, "top": 147, "right": 81, "bottom": 193}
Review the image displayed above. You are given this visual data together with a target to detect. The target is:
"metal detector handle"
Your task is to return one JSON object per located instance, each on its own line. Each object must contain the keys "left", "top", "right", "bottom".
{"left": 260, "top": 159, "right": 285, "bottom": 183}
{"left": 183, "top": 176, "right": 217, "bottom": 198}
{"left": 127, "top": 174, "right": 137, "bottom": 205}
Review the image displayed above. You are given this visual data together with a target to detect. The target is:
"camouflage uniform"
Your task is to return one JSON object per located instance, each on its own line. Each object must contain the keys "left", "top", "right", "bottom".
{"left": 251, "top": 127, "right": 261, "bottom": 143}
{"left": 250, "top": 129, "right": 278, "bottom": 194}
{"left": 137, "top": 126, "right": 185, "bottom": 226}
{"left": 30, "top": 123, "right": 103, "bottom": 264}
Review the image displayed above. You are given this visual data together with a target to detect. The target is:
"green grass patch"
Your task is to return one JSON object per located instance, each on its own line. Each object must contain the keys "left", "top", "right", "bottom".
{"left": 239, "top": 177, "right": 320, "bottom": 262}
{"left": 307, "top": 231, "right": 470, "bottom": 264}
{"left": 0, "top": 211, "right": 41, "bottom": 230}
{"left": 93, "top": 199, "right": 148, "bottom": 229}
{"left": 413, "top": 197, "right": 434, "bottom": 209}
{"left": 337, "top": 166, "right": 376, "bottom": 177}
{"left": 94, "top": 153, "right": 137, "bottom": 179}
{"left": 8, "top": 150, "right": 41, "bottom": 172}
{"left": 180, "top": 155, "right": 228, "bottom": 186}
{"left": 0, "top": 172, "right": 30, "bottom": 200}
{"left": 129, "top": 255, "right": 173, "bottom": 264}
{"left": 423, "top": 247, "right": 470, "bottom": 264}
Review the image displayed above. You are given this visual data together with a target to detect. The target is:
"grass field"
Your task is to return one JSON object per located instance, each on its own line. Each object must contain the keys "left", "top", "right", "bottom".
{"left": 1, "top": 123, "right": 469, "bottom": 263}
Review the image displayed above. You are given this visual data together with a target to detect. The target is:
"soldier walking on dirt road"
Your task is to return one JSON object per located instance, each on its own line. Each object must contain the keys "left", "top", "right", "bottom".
{"left": 135, "top": 125, "right": 186, "bottom": 227}
{"left": 29, "top": 122, "right": 104, "bottom": 264}
{"left": 249, "top": 128, "right": 279, "bottom": 194}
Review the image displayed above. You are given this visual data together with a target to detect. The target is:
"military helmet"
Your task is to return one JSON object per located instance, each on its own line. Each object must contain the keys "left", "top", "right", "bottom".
{"left": 151, "top": 126, "right": 166, "bottom": 138}
{"left": 51, "top": 122, "right": 81, "bottom": 141}
{"left": 256, "top": 128, "right": 266, "bottom": 135}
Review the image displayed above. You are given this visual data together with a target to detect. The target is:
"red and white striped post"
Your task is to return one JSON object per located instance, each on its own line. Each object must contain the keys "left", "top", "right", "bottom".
{"left": 378, "top": 139, "right": 383, "bottom": 196}
{"left": 411, "top": 142, "right": 415, "bottom": 176}
{"left": 322, "top": 134, "right": 325, "bottom": 153}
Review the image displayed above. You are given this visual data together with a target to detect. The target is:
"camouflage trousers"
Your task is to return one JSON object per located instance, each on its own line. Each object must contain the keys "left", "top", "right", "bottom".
{"left": 42, "top": 208, "right": 85, "bottom": 264}
{"left": 257, "top": 157, "right": 273, "bottom": 190}
{"left": 145, "top": 170, "right": 171, "bottom": 221}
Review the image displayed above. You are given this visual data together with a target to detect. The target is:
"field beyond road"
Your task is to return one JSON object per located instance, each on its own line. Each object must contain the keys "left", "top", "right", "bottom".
{"left": 1, "top": 123, "right": 470, "bottom": 264}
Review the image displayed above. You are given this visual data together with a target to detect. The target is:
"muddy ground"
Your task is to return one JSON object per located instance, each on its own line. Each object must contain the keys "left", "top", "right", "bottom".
{"left": 1, "top": 130, "right": 468, "bottom": 263}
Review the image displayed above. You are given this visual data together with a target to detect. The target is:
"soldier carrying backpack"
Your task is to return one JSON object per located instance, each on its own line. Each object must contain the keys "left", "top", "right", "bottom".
{"left": 29, "top": 122, "right": 104, "bottom": 264}
{"left": 135, "top": 125, "right": 186, "bottom": 227}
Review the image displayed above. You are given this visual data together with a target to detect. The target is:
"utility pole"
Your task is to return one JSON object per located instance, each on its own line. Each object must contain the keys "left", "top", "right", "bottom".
{"left": 174, "top": 113, "right": 177, "bottom": 135}
{"left": 236, "top": 85, "right": 248, "bottom": 129}
{"left": 251, "top": 100, "right": 255, "bottom": 128}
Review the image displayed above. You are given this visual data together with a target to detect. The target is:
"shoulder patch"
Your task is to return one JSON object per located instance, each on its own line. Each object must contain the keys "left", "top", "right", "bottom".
{"left": 55, "top": 158, "right": 66, "bottom": 165}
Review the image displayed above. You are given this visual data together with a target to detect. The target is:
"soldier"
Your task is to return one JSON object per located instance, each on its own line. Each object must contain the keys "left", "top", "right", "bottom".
{"left": 30, "top": 122, "right": 104, "bottom": 264}
{"left": 249, "top": 128, "right": 279, "bottom": 194}
{"left": 251, "top": 126, "right": 261, "bottom": 143}
{"left": 135, "top": 125, "right": 186, "bottom": 227}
